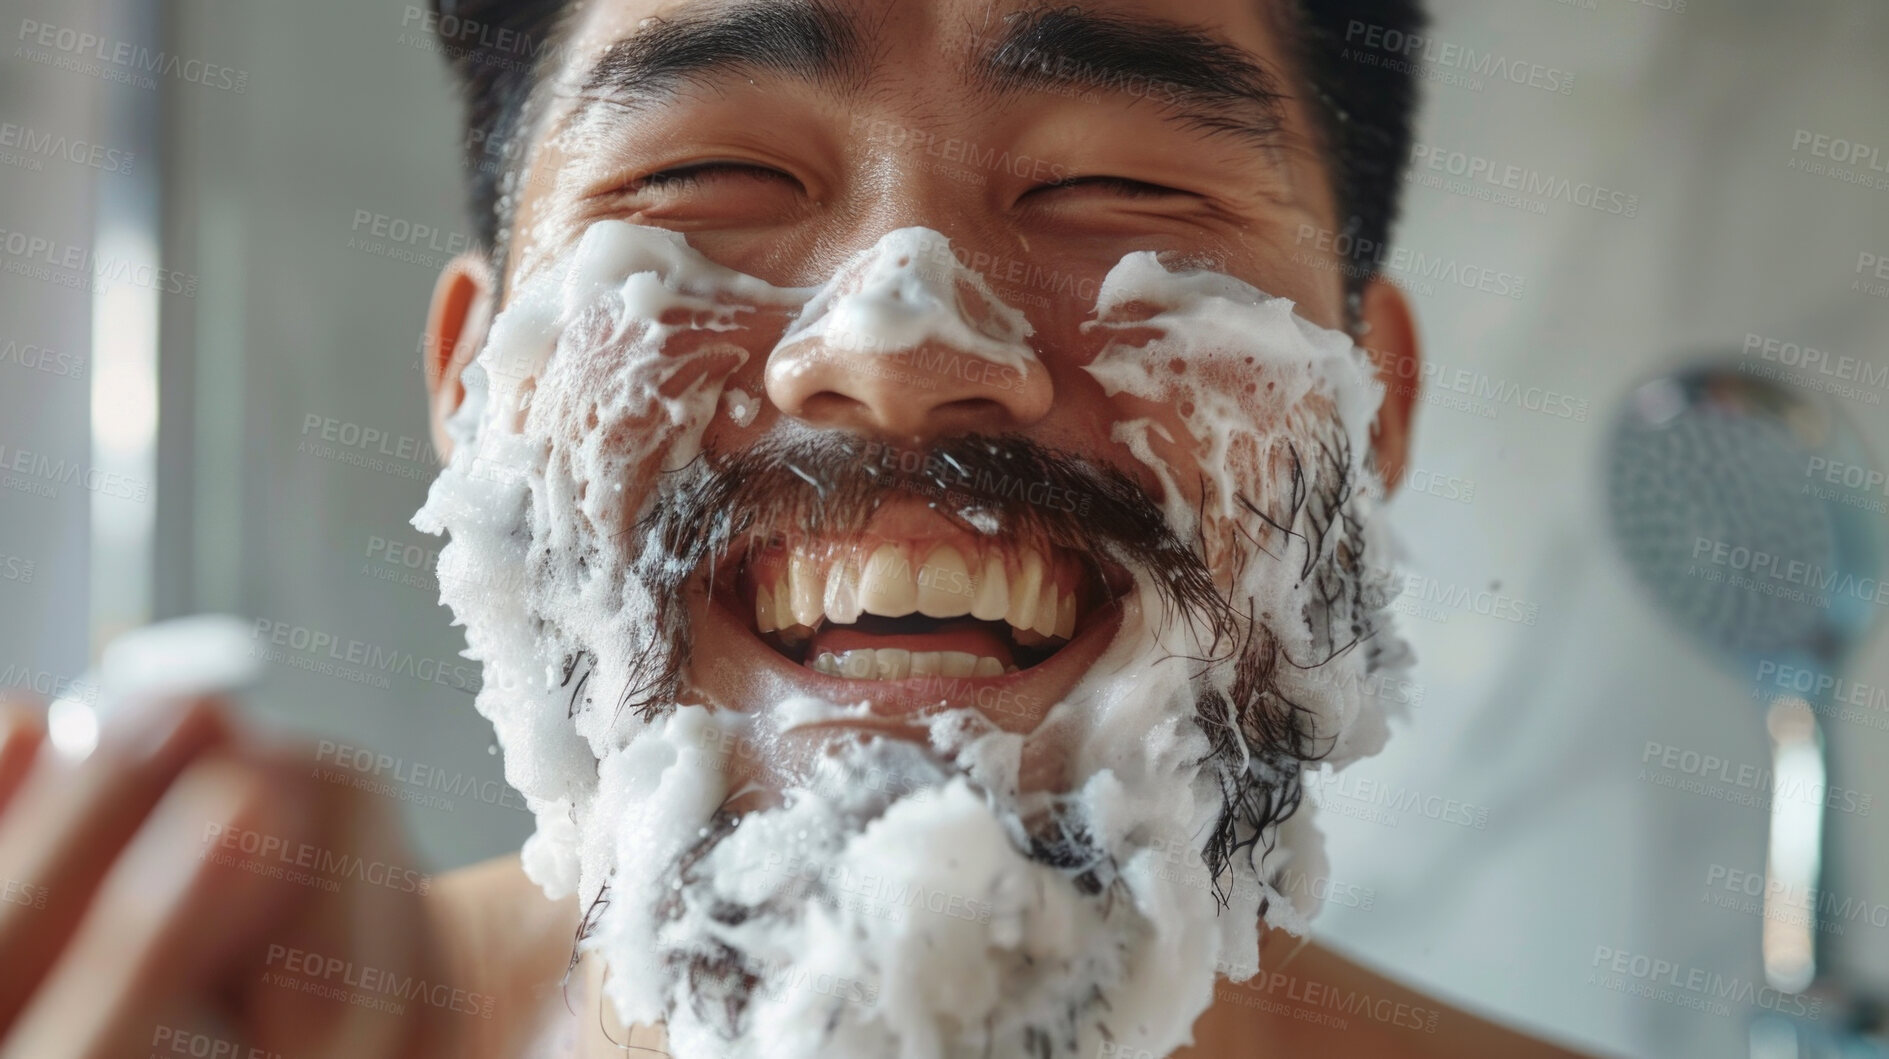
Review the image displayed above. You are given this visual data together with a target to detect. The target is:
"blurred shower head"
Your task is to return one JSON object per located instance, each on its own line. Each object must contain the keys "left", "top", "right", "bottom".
{"left": 1604, "top": 361, "right": 1886, "bottom": 677}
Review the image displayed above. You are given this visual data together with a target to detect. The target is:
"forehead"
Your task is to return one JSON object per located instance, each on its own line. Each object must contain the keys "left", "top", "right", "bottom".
{"left": 561, "top": 0, "right": 1288, "bottom": 60}
{"left": 544, "top": 0, "right": 1301, "bottom": 136}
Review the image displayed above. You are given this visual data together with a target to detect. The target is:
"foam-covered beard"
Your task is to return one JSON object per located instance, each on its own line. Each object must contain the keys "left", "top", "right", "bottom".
{"left": 413, "top": 222, "right": 1408, "bottom": 1058}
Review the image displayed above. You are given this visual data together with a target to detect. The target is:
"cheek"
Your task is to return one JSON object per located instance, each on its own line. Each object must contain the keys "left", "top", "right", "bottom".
{"left": 526, "top": 301, "right": 795, "bottom": 536}
{"left": 695, "top": 343, "right": 779, "bottom": 454}
{"left": 1239, "top": 236, "right": 1351, "bottom": 333}
{"left": 1089, "top": 343, "right": 1336, "bottom": 582}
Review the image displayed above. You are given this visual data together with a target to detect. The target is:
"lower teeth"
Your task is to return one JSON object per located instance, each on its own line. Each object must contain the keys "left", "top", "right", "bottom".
{"left": 810, "top": 649, "right": 1014, "bottom": 680}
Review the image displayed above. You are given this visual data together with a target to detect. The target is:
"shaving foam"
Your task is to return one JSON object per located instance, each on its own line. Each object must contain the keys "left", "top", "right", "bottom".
{"left": 777, "top": 227, "right": 1037, "bottom": 373}
{"left": 414, "top": 221, "right": 1407, "bottom": 1058}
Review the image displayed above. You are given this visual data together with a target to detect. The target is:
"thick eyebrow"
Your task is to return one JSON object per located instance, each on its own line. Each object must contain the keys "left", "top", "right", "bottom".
{"left": 570, "top": 0, "right": 868, "bottom": 115}
{"left": 970, "top": 6, "right": 1290, "bottom": 146}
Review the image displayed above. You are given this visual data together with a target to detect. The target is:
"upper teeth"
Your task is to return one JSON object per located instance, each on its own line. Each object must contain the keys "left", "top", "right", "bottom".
{"left": 755, "top": 542, "right": 1079, "bottom": 640}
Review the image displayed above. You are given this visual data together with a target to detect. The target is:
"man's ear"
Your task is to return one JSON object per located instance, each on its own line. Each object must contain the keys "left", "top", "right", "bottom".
{"left": 1357, "top": 276, "right": 1420, "bottom": 494}
{"left": 424, "top": 252, "right": 497, "bottom": 461}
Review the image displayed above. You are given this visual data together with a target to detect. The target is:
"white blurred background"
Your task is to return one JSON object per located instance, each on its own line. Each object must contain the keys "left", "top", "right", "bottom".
{"left": 2, "top": 1, "right": 1886, "bottom": 1056}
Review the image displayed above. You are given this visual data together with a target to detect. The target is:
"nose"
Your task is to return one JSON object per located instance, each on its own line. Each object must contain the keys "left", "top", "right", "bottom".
{"left": 764, "top": 229, "right": 1054, "bottom": 441}
{"left": 765, "top": 338, "right": 1055, "bottom": 440}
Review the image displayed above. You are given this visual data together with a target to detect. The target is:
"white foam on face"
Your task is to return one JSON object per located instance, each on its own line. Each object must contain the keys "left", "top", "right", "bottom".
{"left": 1087, "top": 256, "right": 1380, "bottom": 533}
{"left": 1082, "top": 254, "right": 1403, "bottom": 770}
{"left": 722, "top": 387, "right": 759, "bottom": 427}
{"left": 414, "top": 223, "right": 805, "bottom": 901}
{"left": 414, "top": 221, "right": 1406, "bottom": 1058}
{"left": 776, "top": 227, "right": 1038, "bottom": 374}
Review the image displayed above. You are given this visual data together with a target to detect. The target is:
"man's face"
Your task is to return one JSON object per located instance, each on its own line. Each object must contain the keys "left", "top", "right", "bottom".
{"left": 418, "top": 1, "right": 1417, "bottom": 1055}
{"left": 492, "top": 0, "right": 1374, "bottom": 731}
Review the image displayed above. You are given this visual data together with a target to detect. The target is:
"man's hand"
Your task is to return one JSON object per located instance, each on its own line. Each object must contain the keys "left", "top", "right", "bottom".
{"left": 0, "top": 695, "right": 465, "bottom": 1059}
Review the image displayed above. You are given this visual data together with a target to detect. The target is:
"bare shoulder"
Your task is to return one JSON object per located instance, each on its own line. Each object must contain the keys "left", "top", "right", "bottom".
{"left": 1176, "top": 932, "right": 1596, "bottom": 1059}
{"left": 434, "top": 854, "right": 578, "bottom": 934}
{"left": 427, "top": 855, "right": 584, "bottom": 1058}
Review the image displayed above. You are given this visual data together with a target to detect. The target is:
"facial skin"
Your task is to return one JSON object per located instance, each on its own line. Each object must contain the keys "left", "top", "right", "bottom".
{"left": 426, "top": 0, "right": 1419, "bottom": 726}
{"left": 421, "top": 0, "right": 1420, "bottom": 1052}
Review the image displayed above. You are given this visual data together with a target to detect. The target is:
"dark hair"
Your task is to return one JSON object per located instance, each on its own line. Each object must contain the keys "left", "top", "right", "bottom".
{"left": 431, "top": 0, "right": 1424, "bottom": 288}
{"left": 1275, "top": 0, "right": 1427, "bottom": 298}
{"left": 428, "top": 0, "right": 573, "bottom": 254}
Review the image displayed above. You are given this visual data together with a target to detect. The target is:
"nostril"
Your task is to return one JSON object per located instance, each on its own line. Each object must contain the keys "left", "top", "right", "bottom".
{"left": 794, "top": 390, "right": 867, "bottom": 425}
{"left": 934, "top": 397, "right": 1012, "bottom": 421}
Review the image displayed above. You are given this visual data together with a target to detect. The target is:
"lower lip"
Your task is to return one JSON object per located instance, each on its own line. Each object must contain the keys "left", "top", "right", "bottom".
{"left": 776, "top": 717, "right": 934, "bottom": 744}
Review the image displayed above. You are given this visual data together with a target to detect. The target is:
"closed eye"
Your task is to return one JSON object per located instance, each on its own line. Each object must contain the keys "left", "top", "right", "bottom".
{"left": 632, "top": 160, "right": 800, "bottom": 193}
{"left": 605, "top": 160, "right": 807, "bottom": 226}
{"left": 1027, "top": 175, "right": 1193, "bottom": 200}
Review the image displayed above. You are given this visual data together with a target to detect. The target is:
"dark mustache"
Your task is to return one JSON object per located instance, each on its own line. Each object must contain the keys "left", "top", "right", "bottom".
{"left": 612, "top": 431, "right": 1241, "bottom": 720}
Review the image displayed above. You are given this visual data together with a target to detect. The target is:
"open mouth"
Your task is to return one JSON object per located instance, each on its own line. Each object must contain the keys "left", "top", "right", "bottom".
{"left": 732, "top": 512, "right": 1109, "bottom": 685}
